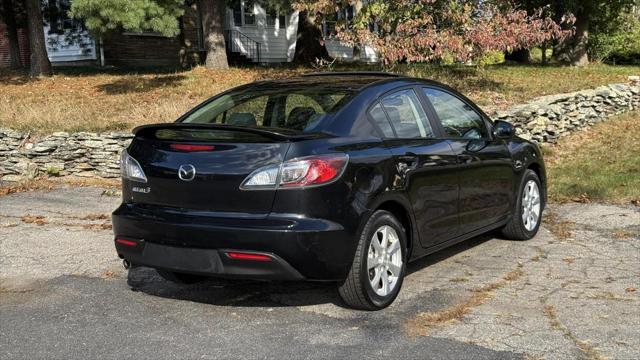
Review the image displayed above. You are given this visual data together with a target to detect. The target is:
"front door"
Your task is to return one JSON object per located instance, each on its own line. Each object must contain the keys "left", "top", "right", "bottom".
{"left": 370, "top": 89, "right": 459, "bottom": 248}
{"left": 421, "top": 87, "right": 514, "bottom": 235}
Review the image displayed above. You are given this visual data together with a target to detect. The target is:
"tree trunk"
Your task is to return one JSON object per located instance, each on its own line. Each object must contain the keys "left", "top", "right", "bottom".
{"left": 351, "top": 0, "right": 363, "bottom": 62}
{"left": 553, "top": 8, "right": 590, "bottom": 66}
{"left": 24, "top": 0, "right": 51, "bottom": 76}
{"left": 293, "top": 11, "right": 330, "bottom": 64}
{"left": 505, "top": 48, "right": 531, "bottom": 63}
{"left": 2, "top": 0, "right": 23, "bottom": 68}
{"left": 200, "top": 0, "right": 228, "bottom": 69}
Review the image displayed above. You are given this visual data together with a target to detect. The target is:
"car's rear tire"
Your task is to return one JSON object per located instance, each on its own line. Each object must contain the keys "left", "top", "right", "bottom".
{"left": 501, "top": 169, "right": 543, "bottom": 240}
{"left": 156, "top": 269, "right": 207, "bottom": 284}
{"left": 338, "top": 210, "right": 407, "bottom": 310}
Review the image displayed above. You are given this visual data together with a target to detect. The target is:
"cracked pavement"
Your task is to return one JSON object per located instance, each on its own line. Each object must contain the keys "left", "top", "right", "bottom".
{"left": 0, "top": 187, "right": 638, "bottom": 359}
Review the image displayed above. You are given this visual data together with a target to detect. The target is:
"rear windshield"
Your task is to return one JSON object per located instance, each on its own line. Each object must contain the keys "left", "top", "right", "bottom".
{"left": 180, "top": 85, "right": 355, "bottom": 133}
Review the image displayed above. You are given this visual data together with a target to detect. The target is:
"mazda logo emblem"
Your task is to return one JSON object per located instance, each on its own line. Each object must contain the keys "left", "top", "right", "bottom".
{"left": 178, "top": 164, "right": 196, "bottom": 181}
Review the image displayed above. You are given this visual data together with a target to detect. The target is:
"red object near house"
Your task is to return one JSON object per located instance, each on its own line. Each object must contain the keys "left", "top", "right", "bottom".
{"left": 0, "top": 19, "right": 30, "bottom": 68}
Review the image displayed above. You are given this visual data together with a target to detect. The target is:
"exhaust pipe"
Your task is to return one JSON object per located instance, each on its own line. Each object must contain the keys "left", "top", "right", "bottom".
{"left": 123, "top": 259, "right": 131, "bottom": 270}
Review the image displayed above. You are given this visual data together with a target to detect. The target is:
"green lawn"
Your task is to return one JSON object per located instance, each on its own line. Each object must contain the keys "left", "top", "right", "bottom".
{"left": 0, "top": 63, "right": 637, "bottom": 134}
{"left": 544, "top": 111, "right": 640, "bottom": 204}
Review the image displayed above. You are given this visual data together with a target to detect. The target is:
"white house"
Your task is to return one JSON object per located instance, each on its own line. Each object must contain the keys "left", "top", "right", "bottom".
{"left": 1, "top": 0, "right": 378, "bottom": 68}
{"left": 224, "top": 1, "right": 379, "bottom": 64}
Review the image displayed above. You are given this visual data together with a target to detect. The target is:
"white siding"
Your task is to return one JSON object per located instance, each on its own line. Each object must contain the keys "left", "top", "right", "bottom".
{"left": 225, "top": 5, "right": 298, "bottom": 63}
{"left": 226, "top": 6, "right": 379, "bottom": 64}
{"left": 326, "top": 40, "right": 379, "bottom": 63}
{"left": 44, "top": 26, "right": 96, "bottom": 63}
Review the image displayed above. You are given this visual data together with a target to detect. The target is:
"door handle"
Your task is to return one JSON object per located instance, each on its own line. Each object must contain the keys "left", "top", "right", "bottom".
{"left": 397, "top": 153, "right": 419, "bottom": 170}
{"left": 457, "top": 154, "right": 473, "bottom": 164}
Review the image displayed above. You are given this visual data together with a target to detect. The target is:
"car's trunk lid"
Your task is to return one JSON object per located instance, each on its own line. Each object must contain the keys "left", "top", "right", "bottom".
{"left": 125, "top": 124, "right": 310, "bottom": 214}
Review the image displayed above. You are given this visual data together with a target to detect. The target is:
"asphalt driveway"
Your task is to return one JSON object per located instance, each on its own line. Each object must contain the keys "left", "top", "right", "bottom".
{"left": 0, "top": 187, "right": 638, "bottom": 359}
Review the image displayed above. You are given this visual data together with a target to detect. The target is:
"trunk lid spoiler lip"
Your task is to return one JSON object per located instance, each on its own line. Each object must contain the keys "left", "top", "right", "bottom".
{"left": 132, "top": 123, "right": 329, "bottom": 142}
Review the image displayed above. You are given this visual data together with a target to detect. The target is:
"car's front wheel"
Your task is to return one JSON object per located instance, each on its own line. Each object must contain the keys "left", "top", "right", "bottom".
{"left": 501, "top": 169, "right": 543, "bottom": 240}
{"left": 338, "top": 210, "right": 407, "bottom": 310}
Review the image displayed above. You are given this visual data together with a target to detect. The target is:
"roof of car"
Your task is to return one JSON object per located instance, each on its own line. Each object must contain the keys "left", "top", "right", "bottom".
{"left": 248, "top": 71, "right": 417, "bottom": 92}
{"left": 301, "top": 71, "right": 401, "bottom": 78}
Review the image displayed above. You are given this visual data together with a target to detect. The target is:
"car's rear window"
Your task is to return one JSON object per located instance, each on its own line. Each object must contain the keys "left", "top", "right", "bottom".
{"left": 181, "top": 85, "right": 356, "bottom": 133}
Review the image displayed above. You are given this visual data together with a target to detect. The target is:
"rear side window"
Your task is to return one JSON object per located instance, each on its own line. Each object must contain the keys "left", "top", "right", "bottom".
{"left": 422, "top": 88, "right": 488, "bottom": 139}
{"left": 284, "top": 93, "right": 332, "bottom": 131}
{"left": 181, "top": 86, "right": 355, "bottom": 133}
{"left": 380, "top": 89, "right": 434, "bottom": 139}
{"left": 368, "top": 103, "right": 395, "bottom": 138}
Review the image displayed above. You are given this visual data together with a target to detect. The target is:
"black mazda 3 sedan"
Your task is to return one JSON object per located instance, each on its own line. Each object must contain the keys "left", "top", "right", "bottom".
{"left": 113, "top": 72, "right": 546, "bottom": 310}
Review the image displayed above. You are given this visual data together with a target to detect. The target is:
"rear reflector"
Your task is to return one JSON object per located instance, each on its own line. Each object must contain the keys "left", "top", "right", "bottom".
{"left": 115, "top": 238, "right": 137, "bottom": 247}
{"left": 226, "top": 252, "right": 272, "bottom": 262}
{"left": 170, "top": 144, "right": 215, "bottom": 152}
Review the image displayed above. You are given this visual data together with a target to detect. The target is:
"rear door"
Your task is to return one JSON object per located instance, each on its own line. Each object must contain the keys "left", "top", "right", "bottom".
{"left": 421, "top": 87, "right": 514, "bottom": 235}
{"left": 371, "top": 88, "right": 459, "bottom": 248}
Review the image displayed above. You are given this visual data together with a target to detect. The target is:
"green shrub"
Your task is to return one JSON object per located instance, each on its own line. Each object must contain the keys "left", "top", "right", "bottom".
{"left": 46, "top": 166, "right": 61, "bottom": 177}
{"left": 589, "top": 12, "right": 640, "bottom": 65}
{"left": 477, "top": 51, "right": 505, "bottom": 66}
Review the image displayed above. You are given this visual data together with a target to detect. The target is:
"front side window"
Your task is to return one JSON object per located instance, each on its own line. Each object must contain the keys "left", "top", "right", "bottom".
{"left": 380, "top": 89, "right": 434, "bottom": 139}
{"left": 423, "top": 88, "right": 488, "bottom": 139}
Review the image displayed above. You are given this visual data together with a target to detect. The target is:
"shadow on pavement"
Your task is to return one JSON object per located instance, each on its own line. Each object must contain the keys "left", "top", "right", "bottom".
{"left": 127, "top": 231, "right": 499, "bottom": 309}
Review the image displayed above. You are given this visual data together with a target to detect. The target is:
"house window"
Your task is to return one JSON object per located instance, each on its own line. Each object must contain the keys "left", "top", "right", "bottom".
{"left": 266, "top": 8, "right": 276, "bottom": 27}
{"left": 232, "top": 1, "right": 242, "bottom": 26}
{"left": 243, "top": 0, "right": 255, "bottom": 25}
{"left": 266, "top": 8, "right": 286, "bottom": 29}
{"left": 44, "top": 0, "right": 86, "bottom": 35}
{"left": 323, "top": 13, "right": 337, "bottom": 38}
{"left": 322, "top": 6, "right": 355, "bottom": 38}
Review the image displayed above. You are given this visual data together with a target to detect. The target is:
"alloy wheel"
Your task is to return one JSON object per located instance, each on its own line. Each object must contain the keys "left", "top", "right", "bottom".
{"left": 367, "top": 225, "right": 403, "bottom": 297}
{"left": 521, "top": 180, "right": 541, "bottom": 231}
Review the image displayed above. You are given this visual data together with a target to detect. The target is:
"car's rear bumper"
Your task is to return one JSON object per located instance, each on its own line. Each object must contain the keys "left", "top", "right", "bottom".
{"left": 112, "top": 203, "right": 358, "bottom": 280}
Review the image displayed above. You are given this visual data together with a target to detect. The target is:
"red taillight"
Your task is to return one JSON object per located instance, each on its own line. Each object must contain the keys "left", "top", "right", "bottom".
{"left": 226, "top": 252, "right": 272, "bottom": 262}
{"left": 240, "top": 153, "right": 349, "bottom": 190}
{"left": 170, "top": 144, "right": 215, "bottom": 152}
{"left": 115, "top": 238, "right": 137, "bottom": 247}
{"left": 279, "top": 154, "right": 349, "bottom": 188}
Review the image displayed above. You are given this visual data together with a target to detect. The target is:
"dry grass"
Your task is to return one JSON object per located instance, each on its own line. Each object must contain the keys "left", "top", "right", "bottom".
{"left": 612, "top": 229, "right": 639, "bottom": 239}
{"left": 406, "top": 265, "right": 523, "bottom": 336}
{"left": 0, "top": 176, "right": 119, "bottom": 197}
{"left": 0, "top": 63, "right": 637, "bottom": 134}
{"left": 542, "top": 304, "right": 606, "bottom": 360}
{"left": 544, "top": 111, "right": 640, "bottom": 204}
{"left": 80, "top": 213, "right": 110, "bottom": 221}
{"left": 20, "top": 214, "right": 47, "bottom": 225}
{"left": 542, "top": 212, "right": 576, "bottom": 239}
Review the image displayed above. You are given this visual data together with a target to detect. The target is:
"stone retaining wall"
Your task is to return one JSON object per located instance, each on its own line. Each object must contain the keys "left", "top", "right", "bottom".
{"left": 494, "top": 83, "right": 639, "bottom": 143}
{"left": 1, "top": 82, "right": 638, "bottom": 181}
{"left": 0, "top": 131, "right": 133, "bottom": 180}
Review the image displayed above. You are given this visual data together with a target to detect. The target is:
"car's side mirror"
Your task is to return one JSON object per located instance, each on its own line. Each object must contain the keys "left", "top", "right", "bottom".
{"left": 493, "top": 120, "right": 515, "bottom": 139}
